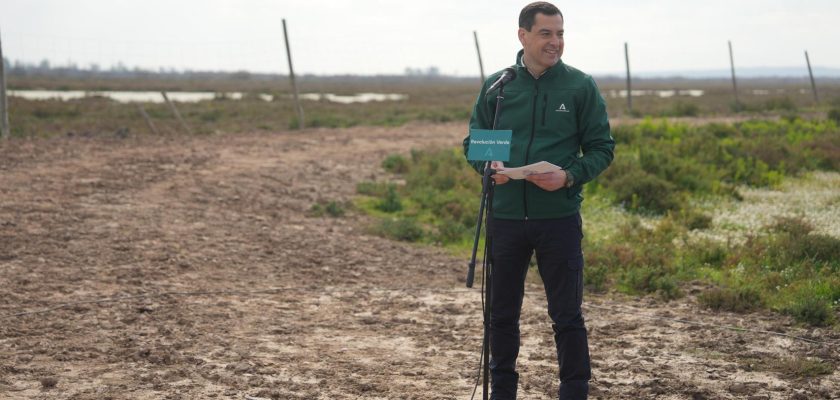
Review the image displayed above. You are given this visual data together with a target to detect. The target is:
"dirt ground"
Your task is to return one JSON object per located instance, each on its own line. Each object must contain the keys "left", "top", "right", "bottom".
{"left": 1, "top": 122, "right": 838, "bottom": 400}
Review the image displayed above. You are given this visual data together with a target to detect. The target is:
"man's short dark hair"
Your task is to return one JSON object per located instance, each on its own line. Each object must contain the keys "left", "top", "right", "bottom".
{"left": 519, "top": 2, "right": 563, "bottom": 31}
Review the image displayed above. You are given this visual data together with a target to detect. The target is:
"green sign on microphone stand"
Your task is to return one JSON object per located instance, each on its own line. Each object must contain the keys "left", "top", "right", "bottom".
{"left": 466, "top": 129, "right": 512, "bottom": 161}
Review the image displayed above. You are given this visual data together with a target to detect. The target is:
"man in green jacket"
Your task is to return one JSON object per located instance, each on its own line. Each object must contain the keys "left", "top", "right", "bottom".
{"left": 462, "top": 2, "right": 614, "bottom": 399}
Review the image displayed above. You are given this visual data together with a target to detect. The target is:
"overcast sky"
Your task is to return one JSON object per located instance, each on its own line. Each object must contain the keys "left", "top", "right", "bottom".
{"left": 2, "top": 0, "right": 839, "bottom": 76}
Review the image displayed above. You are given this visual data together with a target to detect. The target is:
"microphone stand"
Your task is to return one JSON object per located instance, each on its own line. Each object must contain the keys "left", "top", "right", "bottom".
{"left": 466, "top": 82, "right": 507, "bottom": 400}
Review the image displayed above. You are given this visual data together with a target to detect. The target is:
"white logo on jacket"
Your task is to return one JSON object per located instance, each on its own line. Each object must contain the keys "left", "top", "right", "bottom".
{"left": 555, "top": 103, "right": 569, "bottom": 112}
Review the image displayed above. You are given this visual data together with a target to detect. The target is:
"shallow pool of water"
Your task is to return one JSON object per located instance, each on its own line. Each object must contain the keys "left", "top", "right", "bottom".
{"left": 8, "top": 90, "right": 240, "bottom": 103}
{"left": 9, "top": 90, "right": 407, "bottom": 104}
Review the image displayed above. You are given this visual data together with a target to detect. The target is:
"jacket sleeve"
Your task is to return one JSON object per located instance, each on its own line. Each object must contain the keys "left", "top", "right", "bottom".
{"left": 462, "top": 81, "right": 493, "bottom": 174}
{"left": 566, "top": 76, "right": 615, "bottom": 186}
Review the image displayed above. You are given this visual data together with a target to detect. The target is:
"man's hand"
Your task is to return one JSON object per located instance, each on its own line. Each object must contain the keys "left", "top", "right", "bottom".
{"left": 525, "top": 170, "right": 567, "bottom": 191}
{"left": 490, "top": 161, "right": 509, "bottom": 185}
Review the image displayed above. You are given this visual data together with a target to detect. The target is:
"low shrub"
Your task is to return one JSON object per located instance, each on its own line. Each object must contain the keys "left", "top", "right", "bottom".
{"left": 760, "top": 96, "right": 798, "bottom": 112}
{"left": 360, "top": 148, "right": 483, "bottom": 246}
{"left": 767, "top": 357, "right": 834, "bottom": 378}
{"left": 309, "top": 200, "right": 347, "bottom": 218}
{"left": 356, "top": 181, "right": 394, "bottom": 197}
{"left": 665, "top": 101, "right": 700, "bottom": 117}
{"left": 584, "top": 263, "right": 609, "bottom": 293}
{"left": 767, "top": 216, "right": 840, "bottom": 266}
{"left": 434, "top": 219, "right": 469, "bottom": 244}
{"left": 324, "top": 201, "right": 346, "bottom": 217}
{"left": 804, "top": 132, "right": 840, "bottom": 171}
{"left": 610, "top": 169, "right": 681, "bottom": 214}
{"left": 375, "top": 185, "right": 403, "bottom": 212}
{"left": 828, "top": 108, "right": 840, "bottom": 124}
{"left": 199, "top": 109, "right": 223, "bottom": 122}
{"left": 619, "top": 265, "right": 681, "bottom": 300}
{"left": 639, "top": 147, "right": 711, "bottom": 193}
{"left": 675, "top": 208, "right": 713, "bottom": 230}
{"left": 778, "top": 232, "right": 840, "bottom": 266}
{"left": 32, "top": 105, "right": 82, "bottom": 119}
{"left": 770, "top": 216, "right": 814, "bottom": 236}
{"left": 729, "top": 100, "right": 746, "bottom": 113}
{"left": 780, "top": 296, "right": 835, "bottom": 327}
{"left": 698, "top": 286, "right": 763, "bottom": 313}
{"left": 588, "top": 217, "right": 679, "bottom": 271}
{"left": 602, "top": 118, "right": 838, "bottom": 205}
{"left": 382, "top": 154, "right": 410, "bottom": 174}
{"left": 374, "top": 218, "right": 424, "bottom": 242}
{"left": 714, "top": 216, "right": 840, "bottom": 326}
{"left": 682, "top": 239, "right": 729, "bottom": 268}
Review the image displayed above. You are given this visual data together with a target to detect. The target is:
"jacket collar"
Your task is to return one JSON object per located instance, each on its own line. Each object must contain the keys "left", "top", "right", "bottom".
{"left": 516, "top": 49, "right": 564, "bottom": 79}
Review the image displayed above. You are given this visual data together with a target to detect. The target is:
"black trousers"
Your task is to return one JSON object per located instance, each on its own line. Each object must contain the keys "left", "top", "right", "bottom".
{"left": 488, "top": 214, "right": 591, "bottom": 400}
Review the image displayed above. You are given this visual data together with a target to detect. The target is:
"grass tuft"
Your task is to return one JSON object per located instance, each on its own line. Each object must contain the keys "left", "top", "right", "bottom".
{"left": 309, "top": 200, "right": 348, "bottom": 218}
{"left": 698, "top": 286, "right": 764, "bottom": 313}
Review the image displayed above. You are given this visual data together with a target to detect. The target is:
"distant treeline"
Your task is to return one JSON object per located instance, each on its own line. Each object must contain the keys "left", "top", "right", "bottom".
{"left": 3, "top": 57, "right": 279, "bottom": 82}
{"left": 2, "top": 57, "right": 478, "bottom": 85}
{"left": 8, "top": 57, "right": 840, "bottom": 86}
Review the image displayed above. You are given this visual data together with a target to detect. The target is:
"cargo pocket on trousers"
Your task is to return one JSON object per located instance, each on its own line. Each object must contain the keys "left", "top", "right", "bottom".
{"left": 568, "top": 255, "right": 584, "bottom": 308}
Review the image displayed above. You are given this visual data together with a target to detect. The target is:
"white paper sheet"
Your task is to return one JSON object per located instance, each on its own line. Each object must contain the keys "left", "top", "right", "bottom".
{"left": 496, "top": 161, "right": 562, "bottom": 180}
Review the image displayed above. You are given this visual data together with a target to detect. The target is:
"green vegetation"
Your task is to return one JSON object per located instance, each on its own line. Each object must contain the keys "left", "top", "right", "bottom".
{"left": 589, "top": 214, "right": 840, "bottom": 325}
{"left": 599, "top": 117, "right": 840, "bottom": 214}
{"left": 371, "top": 218, "right": 425, "bottom": 242}
{"left": 743, "top": 356, "right": 834, "bottom": 378}
{"left": 7, "top": 74, "right": 840, "bottom": 138}
{"left": 376, "top": 185, "right": 404, "bottom": 213}
{"left": 357, "top": 118, "right": 840, "bottom": 326}
{"left": 660, "top": 101, "right": 700, "bottom": 117}
{"left": 355, "top": 148, "right": 481, "bottom": 247}
{"left": 829, "top": 108, "right": 840, "bottom": 124}
{"left": 698, "top": 286, "right": 764, "bottom": 313}
{"left": 8, "top": 74, "right": 840, "bottom": 326}
{"left": 309, "top": 200, "right": 348, "bottom": 218}
{"left": 4, "top": 79, "right": 478, "bottom": 137}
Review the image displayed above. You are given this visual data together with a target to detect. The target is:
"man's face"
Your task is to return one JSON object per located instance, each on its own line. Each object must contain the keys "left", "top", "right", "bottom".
{"left": 518, "top": 13, "right": 564, "bottom": 71}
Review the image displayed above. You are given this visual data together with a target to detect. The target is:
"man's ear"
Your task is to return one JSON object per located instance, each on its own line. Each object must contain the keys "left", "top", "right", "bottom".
{"left": 517, "top": 27, "right": 527, "bottom": 46}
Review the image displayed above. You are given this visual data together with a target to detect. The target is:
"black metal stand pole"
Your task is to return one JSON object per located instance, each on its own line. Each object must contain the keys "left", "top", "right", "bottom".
{"left": 482, "top": 187, "right": 494, "bottom": 400}
{"left": 465, "top": 84, "right": 507, "bottom": 400}
{"left": 466, "top": 83, "right": 506, "bottom": 288}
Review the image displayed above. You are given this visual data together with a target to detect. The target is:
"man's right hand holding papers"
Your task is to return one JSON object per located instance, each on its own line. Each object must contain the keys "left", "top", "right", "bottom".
{"left": 491, "top": 161, "right": 569, "bottom": 191}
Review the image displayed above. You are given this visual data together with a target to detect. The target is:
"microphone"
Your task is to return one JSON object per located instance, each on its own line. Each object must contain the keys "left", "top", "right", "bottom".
{"left": 486, "top": 68, "right": 517, "bottom": 94}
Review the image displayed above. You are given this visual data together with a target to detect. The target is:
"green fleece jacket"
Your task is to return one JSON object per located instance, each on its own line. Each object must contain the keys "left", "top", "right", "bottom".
{"left": 463, "top": 50, "right": 615, "bottom": 220}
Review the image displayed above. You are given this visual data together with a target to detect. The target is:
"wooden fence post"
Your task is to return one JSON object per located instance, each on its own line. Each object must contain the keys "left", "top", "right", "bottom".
{"left": 624, "top": 42, "right": 632, "bottom": 115}
{"left": 473, "top": 31, "right": 485, "bottom": 84}
{"left": 161, "top": 91, "right": 192, "bottom": 135}
{"left": 137, "top": 105, "right": 160, "bottom": 135}
{"left": 0, "top": 28, "right": 10, "bottom": 140}
{"left": 805, "top": 50, "right": 819, "bottom": 104}
{"left": 283, "top": 19, "right": 305, "bottom": 130}
{"left": 728, "top": 40, "right": 740, "bottom": 110}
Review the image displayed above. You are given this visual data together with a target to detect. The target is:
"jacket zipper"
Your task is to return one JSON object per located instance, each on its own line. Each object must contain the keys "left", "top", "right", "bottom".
{"left": 523, "top": 80, "right": 539, "bottom": 220}
{"left": 541, "top": 93, "right": 547, "bottom": 126}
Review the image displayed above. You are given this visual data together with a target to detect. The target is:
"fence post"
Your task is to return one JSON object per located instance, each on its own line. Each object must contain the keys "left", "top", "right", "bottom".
{"left": 805, "top": 50, "right": 819, "bottom": 104}
{"left": 0, "top": 28, "right": 10, "bottom": 140}
{"left": 161, "top": 91, "right": 192, "bottom": 135}
{"left": 283, "top": 18, "right": 305, "bottom": 130}
{"left": 137, "top": 105, "right": 160, "bottom": 135}
{"left": 728, "top": 40, "right": 740, "bottom": 110}
{"left": 624, "top": 42, "right": 632, "bottom": 115}
{"left": 473, "top": 31, "right": 485, "bottom": 84}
